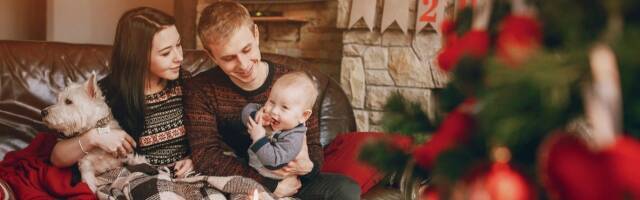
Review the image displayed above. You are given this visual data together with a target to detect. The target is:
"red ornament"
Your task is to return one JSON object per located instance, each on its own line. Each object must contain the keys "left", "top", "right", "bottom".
{"left": 452, "top": 162, "right": 535, "bottom": 200}
{"left": 441, "top": 19, "right": 456, "bottom": 37}
{"left": 420, "top": 186, "right": 440, "bottom": 200}
{"left": 539, "top": 133, "right": 622, "bottom": 200}
{"left": 602, "top": 136, "right": 640, "bottom": 199}
{"left": 496, "top": 15, "right": 542, "bottom": 67}
{"left": 437, "top": 30, "right": 490, "bottom": 72}
{"left": 413, "top": 98, "right": 476, "bottom": 170}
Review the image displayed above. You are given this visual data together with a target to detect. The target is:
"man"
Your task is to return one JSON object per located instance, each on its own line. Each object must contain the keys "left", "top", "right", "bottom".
{"left": 183, "top": 1, "right": 360, "bottom": 199}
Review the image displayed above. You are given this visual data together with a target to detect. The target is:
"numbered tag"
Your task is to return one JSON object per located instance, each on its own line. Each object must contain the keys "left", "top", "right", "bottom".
{"left": 419, "top": 0, "right": 439, "bottom": 23}
{"left": 416, "top": 0, "right": 448, "bottom": 34}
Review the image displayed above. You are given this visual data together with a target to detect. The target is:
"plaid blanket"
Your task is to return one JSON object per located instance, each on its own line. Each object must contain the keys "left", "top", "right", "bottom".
{"left": 95, "top": 163, "right": 278, "bottom": 200}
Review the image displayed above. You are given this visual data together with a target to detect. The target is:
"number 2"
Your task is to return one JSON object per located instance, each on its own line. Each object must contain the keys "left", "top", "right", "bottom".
{"left": 420, "top": 0, "right": 439, "bottom": 23}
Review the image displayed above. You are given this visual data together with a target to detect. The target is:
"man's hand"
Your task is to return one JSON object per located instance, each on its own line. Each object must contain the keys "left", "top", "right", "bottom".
{"left": 174, "top": 157, "right": 194, "bottom": 178}
{"left": 273, "top": 176, "right": 301, "bottom": 198}
{"left": 282, "top": 157, "right": 313, "bottom": 176}
{"left": 89, "top": 128, "right": 136, "bottom": 157}
{"left": 247, "top": 111, "right": 267, "bottom": 142}
{"left": 271, "top": 140, "right": 313, "bottom": 176}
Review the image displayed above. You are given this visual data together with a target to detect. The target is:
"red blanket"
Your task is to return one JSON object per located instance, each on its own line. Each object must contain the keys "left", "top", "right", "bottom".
{"left": 0, "top": 133, "right": 95, "bottom": 199}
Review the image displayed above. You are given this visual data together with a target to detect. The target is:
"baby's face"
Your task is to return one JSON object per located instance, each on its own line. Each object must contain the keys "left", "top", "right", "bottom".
{"left": 262, "top": 84, "right": 311, "bottom": 132}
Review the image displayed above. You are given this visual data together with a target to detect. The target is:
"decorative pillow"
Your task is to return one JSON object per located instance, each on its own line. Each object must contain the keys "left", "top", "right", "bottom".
{"left": 321, "top": 132, "right": 411, "bottom": 194}
{"left": 0, "top": 178, "right": 15, "bottom": 200}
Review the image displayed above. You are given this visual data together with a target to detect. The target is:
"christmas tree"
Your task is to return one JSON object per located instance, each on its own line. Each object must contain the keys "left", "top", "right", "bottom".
{"left": 360, "top": 0, "right": 640, "bottom": 199}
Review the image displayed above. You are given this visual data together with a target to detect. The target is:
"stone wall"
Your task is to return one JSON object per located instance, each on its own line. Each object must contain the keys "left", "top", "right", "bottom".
{"left": 337, "top": 0, "right": 449, "bottom": 131}
{"left": 197, "top": 0, "right": 343, "bottom": 79}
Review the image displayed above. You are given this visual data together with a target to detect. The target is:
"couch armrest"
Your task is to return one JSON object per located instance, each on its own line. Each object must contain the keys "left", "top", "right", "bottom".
{"left": 318, "top": 80, "right": 357, "bottom": 146}
{"left": 0, "top": 178, "right": 15, "bottom": 200}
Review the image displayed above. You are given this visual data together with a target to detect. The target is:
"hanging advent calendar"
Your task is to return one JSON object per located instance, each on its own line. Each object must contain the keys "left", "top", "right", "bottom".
{"left": 348, "top": 0, "right": 475, "bottom": 34}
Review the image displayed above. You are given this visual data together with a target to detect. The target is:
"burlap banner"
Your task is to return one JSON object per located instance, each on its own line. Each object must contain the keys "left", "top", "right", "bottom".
{"left": 348, "top": 0, "right": 450, "bottom": 34}
{"left": 348, "top": 0, "right": 377, "bottom": 31}
{"left": 380, "top": 0, "right": 410, "bottom": 33}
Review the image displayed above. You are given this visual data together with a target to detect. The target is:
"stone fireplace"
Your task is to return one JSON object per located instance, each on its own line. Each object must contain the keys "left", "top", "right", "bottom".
{"left": 336, "top": 0, "right": 448, "bottom": 131}
{"left": 195, "top": 0, "right": 448, "bottom": 131}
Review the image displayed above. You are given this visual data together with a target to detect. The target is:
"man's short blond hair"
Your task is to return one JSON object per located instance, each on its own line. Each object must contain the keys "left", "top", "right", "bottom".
{"left": 197, "top": 1, "right": 254, "bottom": 49}
{"left": 274, "top": 71, "right": 319, "bottom": 109}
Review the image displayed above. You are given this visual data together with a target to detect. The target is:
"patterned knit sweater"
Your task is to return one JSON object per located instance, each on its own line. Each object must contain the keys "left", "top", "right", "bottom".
{"left": 99, "top": 77, "right": 190, "bottom": 166}
{"left": 183, "top": 60, "right": 322, "bottom": 191}
{"left": 139, "top": 81, "right": 190, "bottom": 165}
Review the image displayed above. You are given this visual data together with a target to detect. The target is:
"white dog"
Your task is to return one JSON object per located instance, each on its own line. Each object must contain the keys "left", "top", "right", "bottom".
{"left": 42, "top": 73, "right": 146, "bottom": 192}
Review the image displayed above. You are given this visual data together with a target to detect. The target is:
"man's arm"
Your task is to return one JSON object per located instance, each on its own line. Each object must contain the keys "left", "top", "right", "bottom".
{"left": 183, "top": 80, "right": 278, "bottom": 191}
{"left": 251, "top": 129, "right": 305, "bottom": 170}
{"left": 300, "top": 110, "right": 322, "bottom": 181}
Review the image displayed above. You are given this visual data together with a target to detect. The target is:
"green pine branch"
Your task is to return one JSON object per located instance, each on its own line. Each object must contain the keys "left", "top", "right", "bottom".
{"left": 381, "top": 93, "right": 435, "bottom": 141}
{"left": 358, "top": 139, "right": 410, "bottom": 173}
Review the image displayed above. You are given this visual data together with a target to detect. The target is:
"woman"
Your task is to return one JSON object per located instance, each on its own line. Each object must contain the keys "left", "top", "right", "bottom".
{"left": 50, "top": 7, "right": 192, "bottom": 178}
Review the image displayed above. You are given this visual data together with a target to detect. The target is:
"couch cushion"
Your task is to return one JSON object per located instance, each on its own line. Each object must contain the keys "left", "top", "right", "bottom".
{"left": 321, "top": 132, "right": 387, "bottom": 194}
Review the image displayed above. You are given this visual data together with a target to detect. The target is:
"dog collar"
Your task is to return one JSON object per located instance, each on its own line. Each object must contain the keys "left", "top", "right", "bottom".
{"left": 67, "top": 115, "right": 113, "bottom": 138}
{"left": 95, "top": 115, "right": 112, "bottom": 128}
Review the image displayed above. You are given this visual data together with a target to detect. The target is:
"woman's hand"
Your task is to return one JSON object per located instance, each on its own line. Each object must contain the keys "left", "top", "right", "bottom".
{"left": 50, "top": 128, "right": 135, "bottom": 167}
{"left": 89, "top": 128, "right": 136, "bottom": 157}
{"left": 174, "top": 157, "right": 194, "bottom": 178}
{"left": 273, "top": 176, "right": 301, "bottom": 198}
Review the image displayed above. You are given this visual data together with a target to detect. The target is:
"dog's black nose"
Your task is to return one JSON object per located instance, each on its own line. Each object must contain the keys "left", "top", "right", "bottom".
{"left": 41, "top": 109, "right": 48, "bottom": 117}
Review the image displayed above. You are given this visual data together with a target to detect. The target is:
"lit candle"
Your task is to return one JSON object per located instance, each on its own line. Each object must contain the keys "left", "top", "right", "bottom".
{"left": 252, "top": 189, "right": 259, "bottom": 200}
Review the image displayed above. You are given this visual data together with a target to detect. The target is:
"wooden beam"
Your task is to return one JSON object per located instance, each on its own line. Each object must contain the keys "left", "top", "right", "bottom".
{"left": 175, "top": 0, "right": 197, "bottom": 49}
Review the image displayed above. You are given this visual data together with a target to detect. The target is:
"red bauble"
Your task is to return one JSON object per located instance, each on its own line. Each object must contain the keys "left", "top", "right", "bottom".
{"left": 437, "top": 30, "right": 490, "bottom": 72}
{"left": 413, "top": 98, "right": 476, "bottom": 170}
{"left": 484, "top": 163, "right": 535, "bottom": 200}
{"left": 496, "top": 15, "right": 542, "bottom": 67}
{"left": 420, "top": 186, "right": 440, "bottom": 200}
{"left": 441, "top": 19, "right": 456, "bottom": 37}
{"left": 452, "top": 163, "right": 535, "bottom": 200}
{"left": 539, "top": 133, "right": 622, "bottom": 200}
{"left": 603, "top": 136, "right": 640, "bottom": 199}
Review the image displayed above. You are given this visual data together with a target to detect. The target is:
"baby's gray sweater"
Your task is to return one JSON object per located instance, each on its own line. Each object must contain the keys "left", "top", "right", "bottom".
{"left": 242, "top": 103, "right": 306, "bottom": 177}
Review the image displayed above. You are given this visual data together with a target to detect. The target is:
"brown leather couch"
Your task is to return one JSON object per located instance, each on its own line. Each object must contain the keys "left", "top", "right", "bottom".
{"left": 0, "top": 40, "right": 408, "bottom": 199}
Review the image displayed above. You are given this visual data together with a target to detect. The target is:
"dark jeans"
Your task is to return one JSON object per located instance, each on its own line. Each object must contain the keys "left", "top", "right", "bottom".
{"left": 294, "top": 173, "right": 361, "bottom": 200}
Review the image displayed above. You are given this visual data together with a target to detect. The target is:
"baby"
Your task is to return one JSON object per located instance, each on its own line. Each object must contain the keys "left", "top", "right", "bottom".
{"left": 241, "top": 71, "right": 318, "bottom": 179}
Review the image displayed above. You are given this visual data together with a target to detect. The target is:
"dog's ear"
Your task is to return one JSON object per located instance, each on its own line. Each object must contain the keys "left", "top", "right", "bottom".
{"left": 84, "top": 73, "right": 102, "bottom": 99}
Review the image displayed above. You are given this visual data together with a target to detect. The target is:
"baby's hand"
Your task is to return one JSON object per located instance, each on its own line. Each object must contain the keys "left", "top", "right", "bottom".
{"left": 247, "top": 111, "right": 266, "bottom": 142}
